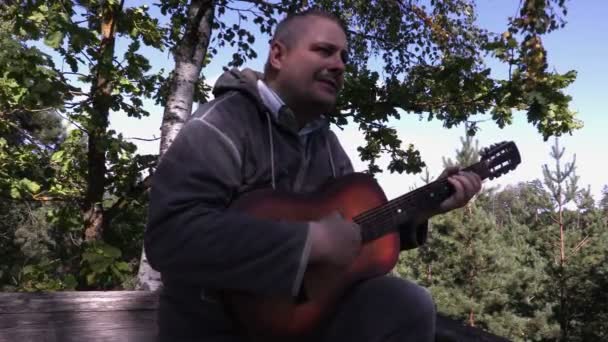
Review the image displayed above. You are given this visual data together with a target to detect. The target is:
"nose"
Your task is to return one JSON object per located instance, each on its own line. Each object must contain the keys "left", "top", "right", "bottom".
{"left": 329, "top": 53, "right": 346, "bottom": 74}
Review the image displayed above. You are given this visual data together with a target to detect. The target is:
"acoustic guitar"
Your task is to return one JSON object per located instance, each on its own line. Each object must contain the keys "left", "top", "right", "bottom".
{"left": 224, "top": 141, "right": 521, "bottom": 340}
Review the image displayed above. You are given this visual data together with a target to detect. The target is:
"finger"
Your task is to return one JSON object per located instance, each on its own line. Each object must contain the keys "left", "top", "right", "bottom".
{"left": 445, "top": 176, "right": 465, "bottom": 207}
{"left": 474, "top": 173, "right": 482, "bottom": 189}
{"left": 449, "top": 175, "right": 465, "bottom": 195}
{"left": 454, "top": 174, "right": 476, "bottom": 199}
{"left": 461, "top": 172, "right": 482, "bottom": 197}
{"left": 440, "top": 166, "right": 461, "bottom": 179}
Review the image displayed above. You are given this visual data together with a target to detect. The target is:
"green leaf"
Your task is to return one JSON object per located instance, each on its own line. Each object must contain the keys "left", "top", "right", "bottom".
{"left": 27, "top": 11, "right": 46, "bottom": 23}
{"left": 110, "top": 264, "right": 125, "bottom": 279}
{"left": 114, "top": 261, "right": 130, "bottom": 272}
{"left": 90, "top": 259, "right": 111, "bottom": 273}
{"left": 82, "top": 252, "right": 104, "bottom": 264}
{"left": 20, "top": 178, "right": 41, "bottom": 194}
{"left": 22, "top": 265, "right": 35, "bottom": 275}
{"left": 86, "top": 272, "right": 96, "bottom": 285}
{"left": 63, "top": 275, "right": 78, "bottom": 290}
{"left": 100, "top": 244, "right": 121, "bottom": 259}
{"left": 44, "top": 31, "right": 64, "bottom": 49}
{"left": 64, "top": 54, "right": 79, "bottom": 72}
{"left": 51, "top": 150, "right": 65, "bottom": 163}
{"left": 10, "top": 184, "right": 22, "bottom": 199}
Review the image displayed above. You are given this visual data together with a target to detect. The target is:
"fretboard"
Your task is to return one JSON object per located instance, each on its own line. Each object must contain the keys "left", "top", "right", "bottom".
{"left": 353, "top": 161, "right": 490, "bottom": 243}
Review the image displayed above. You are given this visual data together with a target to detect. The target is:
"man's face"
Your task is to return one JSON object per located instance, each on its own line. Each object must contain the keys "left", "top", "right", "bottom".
{"left": 272, "top": 16, "right": 348, "bottom": 112}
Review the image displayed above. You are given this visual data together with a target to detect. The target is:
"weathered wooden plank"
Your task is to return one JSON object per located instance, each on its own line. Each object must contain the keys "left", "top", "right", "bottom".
{"left": 0, "top": 291, "right": 158, "bottom": 314}
{"left": 0, "top": 291, "right": 510, "bottom": 341}
{"left": 0, "top": 291, "right": 158, "bottom": 342}
{"left": 0, "top": 311, "right": 157, "bottom": 342}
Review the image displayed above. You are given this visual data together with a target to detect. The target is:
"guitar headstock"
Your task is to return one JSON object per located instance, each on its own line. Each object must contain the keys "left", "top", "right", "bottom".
{"left": 476, "top": 141, "right": 521, "bottom": 180}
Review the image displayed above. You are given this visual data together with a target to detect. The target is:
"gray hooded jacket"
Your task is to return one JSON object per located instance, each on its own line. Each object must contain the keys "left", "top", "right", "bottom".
{"left": 144, "top": 68, "right": 428, "bottom": 336}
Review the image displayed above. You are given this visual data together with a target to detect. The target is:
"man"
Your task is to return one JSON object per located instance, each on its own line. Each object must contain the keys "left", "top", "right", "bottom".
{"left": 145, "top": 8, "right": 482, "bottom": 342}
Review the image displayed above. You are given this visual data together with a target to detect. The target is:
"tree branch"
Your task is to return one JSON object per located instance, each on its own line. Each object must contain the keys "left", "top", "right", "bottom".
{"left": 68, "top": 90, "right": 91, "bottom": 97}
{"left": 54, "top": 111, "right": 89, "bottom": 134}
{"left": 0, "top": 193, "right": 74, "bottom": 203}
{"left": 80, "top": 50, "right": 94, "bottom": 65}
{"left": 231, "top": 0, "right": 289, "bottom": 13}
{"left": 352, "top": 91, "right": 493, "bottom": 115}
{"left": 62, "top": 71, "right": 89, "bottom": 78}
{"left": 125, "top": 136, "right": 160, "bottom": 142}
{"left": 346, "top": 29, "right": 416, "bottom": 53}
{"left": 31, "top": 193, "right": 72, "bottom": 202}
{"left": 224, "top": 4, "right": 263, "bottom": 16}
{"left": 571, "top": 235, "right": 590, "bottom": 255}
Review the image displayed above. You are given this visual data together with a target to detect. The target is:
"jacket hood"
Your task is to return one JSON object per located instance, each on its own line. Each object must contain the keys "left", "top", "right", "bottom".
{"left": 211, "top": 68, "right": 329, "bottom": 136}
{"left": 212, "top": 67, "right": 265, "bottom": 109}
{"left": 210, "top": 67, "right": 337, "bottom": 191}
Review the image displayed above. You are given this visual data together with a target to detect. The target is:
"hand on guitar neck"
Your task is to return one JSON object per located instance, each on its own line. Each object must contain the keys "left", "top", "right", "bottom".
{"left": 307, "top": 166, "right": 481, "bottom": 269}
{"left": 425, "top": 166, "right": 483, "bottom": 218}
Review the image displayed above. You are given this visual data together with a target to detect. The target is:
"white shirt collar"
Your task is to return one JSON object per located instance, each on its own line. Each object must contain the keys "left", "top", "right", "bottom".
{"left": 257, "top": 79, "right": 327, "bottom": 136}
{"left": 257, "top": 79, "right": 284, "bottom": 119}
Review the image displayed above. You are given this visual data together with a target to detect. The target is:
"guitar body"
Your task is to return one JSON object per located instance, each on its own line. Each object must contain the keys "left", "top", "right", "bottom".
{"left": 224, "top": 173, "right": 401, "bottom": 340}
{"left": 222, "top": 140, "right": 522, "bottom": 340}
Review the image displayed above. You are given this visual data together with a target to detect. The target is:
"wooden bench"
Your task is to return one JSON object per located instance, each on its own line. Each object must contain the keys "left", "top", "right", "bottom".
{"left": 0, "top": 291, "right": 509, "bottom": 341}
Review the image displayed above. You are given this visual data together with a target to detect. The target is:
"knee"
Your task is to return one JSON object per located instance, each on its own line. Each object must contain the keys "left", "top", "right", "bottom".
{"left": 359, "top": 276, "right": 436, "bottom": 320}
{"left": 400, "top": 278, "right": 435, "bottom": 318}
{"left": 377, "top": 277, "right": 436, "bottom": 341}
{"left": 322, "top": 276, "right": 436, "bottom": 342}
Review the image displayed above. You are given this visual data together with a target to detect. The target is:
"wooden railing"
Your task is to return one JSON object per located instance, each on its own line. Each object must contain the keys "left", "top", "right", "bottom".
{"left": 0, "top": 291, "right": 510, "bottom": 342}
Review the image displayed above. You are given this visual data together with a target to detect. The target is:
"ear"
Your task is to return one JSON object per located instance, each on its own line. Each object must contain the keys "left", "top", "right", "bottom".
{"left": 268, "top": 40, "right": 288, "bottom": 71}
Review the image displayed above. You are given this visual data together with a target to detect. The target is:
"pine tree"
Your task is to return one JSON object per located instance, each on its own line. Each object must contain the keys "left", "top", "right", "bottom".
{"left": 600, "top": 185, "right": 608, "bottom": 218}
{"left": 542, "top": 137, "right": 578, "bottom": 266}
{"left": 560, "top": 188, "right": 608, "bottom": 341}
{"left": 477, "top": 182, "right": 557, "bottom": 340}
{"left": 563, "top": 187, "right": 608, "bottom": 341}
{"left": 574, "top": 186, "right": 601, "bottom": 232}
{"left": 541, "top": 137, "right": 592, "bottom": 341}
{"left": 398, "top": 135, "right": 541, "bottom": 340}
{"left": 478, "top": 180, "right": 553, "bottom": 231}
{"left": 442, "top": 124, "right": 481, "bottom": 169}
{"left": 402, "top": 131, "right": 482, "bottom": 287}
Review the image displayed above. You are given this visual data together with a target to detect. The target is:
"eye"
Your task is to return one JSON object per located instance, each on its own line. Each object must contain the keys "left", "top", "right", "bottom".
{"left": 316, "top": 46, "right": 333, "bottom": 56}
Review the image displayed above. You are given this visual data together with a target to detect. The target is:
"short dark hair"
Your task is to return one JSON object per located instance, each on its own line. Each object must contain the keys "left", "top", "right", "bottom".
{"left": 263, "top": 8, "right": 347, "bottom": 76}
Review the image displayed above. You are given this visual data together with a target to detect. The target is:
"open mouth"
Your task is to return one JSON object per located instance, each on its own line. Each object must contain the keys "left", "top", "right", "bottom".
{"left": 317, "top": 79, "right": 337, "bottom": 92}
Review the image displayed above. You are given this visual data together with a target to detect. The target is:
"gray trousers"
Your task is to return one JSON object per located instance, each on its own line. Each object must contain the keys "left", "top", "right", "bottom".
{"left": 158, "top": 275, "right": 436, "bottom": 342}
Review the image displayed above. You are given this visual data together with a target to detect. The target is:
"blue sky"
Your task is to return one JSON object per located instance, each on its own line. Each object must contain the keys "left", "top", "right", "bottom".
{"left": 103, "top": 1, "right": 607, "bottom": 202}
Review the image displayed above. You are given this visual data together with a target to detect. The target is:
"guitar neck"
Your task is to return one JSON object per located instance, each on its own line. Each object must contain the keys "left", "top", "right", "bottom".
{"left": 353, "top": 160, "right": 490, "bottom": 243}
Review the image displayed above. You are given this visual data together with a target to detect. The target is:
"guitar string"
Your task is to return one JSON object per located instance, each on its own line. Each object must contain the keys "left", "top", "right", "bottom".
{"left": 353, "top": 177, "right": 450, "bottom": 225}
{"left": 324, "top": 147, "right": 515, "bottom": 241}
{"left": 352, "top": 158, "right": 513, "bottom": 240}
{"left": 352, "top": 158, "right": 497, "bottom": 223}
{"left": 354, "top": 194, "right": 432, "bottom": 242}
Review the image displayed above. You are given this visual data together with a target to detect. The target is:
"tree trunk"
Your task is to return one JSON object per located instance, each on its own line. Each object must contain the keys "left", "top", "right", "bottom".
{"left": 136, "top": 0, "right": 215, "bottom": 291}
{"left": 558, "top": 200, "right": 569, "bottom": 340}
{"left": 468, "top": 308, "right": 475, "bottom": 327}
{"left": 82, "top": 1, "right": 122, "bottom": 242}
